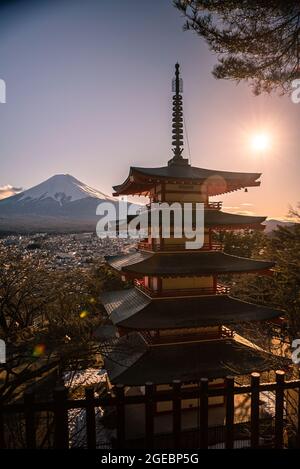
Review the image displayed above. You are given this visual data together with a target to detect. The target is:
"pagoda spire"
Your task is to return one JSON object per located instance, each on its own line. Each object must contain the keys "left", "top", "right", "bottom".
{"left": 168, "top": 63, "right": 189, "bottom": 166}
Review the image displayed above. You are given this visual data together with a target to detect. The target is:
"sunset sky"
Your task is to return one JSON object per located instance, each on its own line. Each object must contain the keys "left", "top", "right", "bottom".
{"left": 0, "top": 0, "right": 299, "bottom": 219}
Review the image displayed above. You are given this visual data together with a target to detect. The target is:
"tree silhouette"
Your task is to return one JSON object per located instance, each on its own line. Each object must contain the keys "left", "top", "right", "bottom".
{"left": 174, "top": 0, "right": 300, "bottom": 94}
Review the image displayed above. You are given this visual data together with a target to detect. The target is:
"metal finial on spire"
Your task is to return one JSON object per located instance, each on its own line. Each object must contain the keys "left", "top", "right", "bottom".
{"left": 172, "top": 62, "right": 183, "bottom": 94}
{"left": 169, "top": 63, "right": 189, "bottom": 166}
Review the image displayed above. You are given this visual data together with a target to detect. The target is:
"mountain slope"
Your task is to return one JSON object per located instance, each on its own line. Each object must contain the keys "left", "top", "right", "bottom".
{"left": 263, "top": 219, "right": 296, "bottom": 233}
{"left": 17, "top": 173, "right": 115, "bottom": 204}
{"left": 0, "top": 174, "right": 124, "bottom": 232}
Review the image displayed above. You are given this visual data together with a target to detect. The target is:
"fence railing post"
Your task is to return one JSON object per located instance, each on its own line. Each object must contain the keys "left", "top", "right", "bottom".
{"left": 85, "top": 387, "right": 96, "bottom": 449}
{"left": 3, "top": 371, "right": 300, "bottom": 450}
{"left": 172, "top": 380, "right": 181, "bottom": 449}
{"left": 115, "top": 384, "right": 125, "bottom": 449}
{"left": 24, "top": 389, "right": 36, "bottom": 449}
{"left": 53, "top": 386, "right": 69, "bottom": 449}
{"left": 225, "top": 376, "right": 234, "bottom": 449}
{"left": 0, "top": 401, "right": 5, "bottom": 449}
{"left": 199, "top": 378, "right": 208, "bottom": 449}
{"left": 275, "top": 370, "right": 285, "bottom": 449}
{"left": 145, "top": 382, "right": 155, "bottom": 449}
{"left": 298, "top": 373, "right": 300, "bottom": 448}
{"left": 250, "top": 372, "right": 260, "bottom": 448}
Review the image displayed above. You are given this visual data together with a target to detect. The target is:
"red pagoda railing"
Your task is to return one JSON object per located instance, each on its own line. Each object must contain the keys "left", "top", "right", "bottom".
{"left": 138, "top": 241, "right": 223, "bottom": 252}
{"left": 216, "top": 283, "right": 231, "bottom": 294}
{"left": 206, "top": 201, "right": 222, "bottom": 210}
{"left": 145, "top": 201, "right": 223, "bottom": 210}
{"left": 134, "top": 279, "right": 230, "bottom": 297}
{"left": 145, "top": 327, "right": 234, "bottom": 346}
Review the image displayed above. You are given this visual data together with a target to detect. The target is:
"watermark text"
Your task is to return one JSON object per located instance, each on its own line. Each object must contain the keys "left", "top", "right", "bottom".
{"left": 0, "top": 79, "right": 6, "bottom": 103}
{"left": 96, "top": 200, "right": 205, "bottom": 249}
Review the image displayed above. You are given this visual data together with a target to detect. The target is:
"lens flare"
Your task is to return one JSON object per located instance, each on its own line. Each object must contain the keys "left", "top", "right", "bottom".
{"left": 32, "top": 343, "right": 46, "bottom": 357}
{"left": 79, "top": 310, "right": 89, "bottom": 318}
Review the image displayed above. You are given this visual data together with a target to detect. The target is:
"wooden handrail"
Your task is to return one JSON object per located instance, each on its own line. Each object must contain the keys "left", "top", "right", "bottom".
{"left": 138, "top": 242, "right": 223, "bottom": 252}
{"left": 0, "top": 370, "right": 297, "bottom": 449}
{"left": 134, "top": 280, "right": 230, "bottom": 297}
{"left": 206, "top": 201, "right": 222, "bottom": 210}
{"left": 144, "top": 201, "right": 223, "bottom": 210}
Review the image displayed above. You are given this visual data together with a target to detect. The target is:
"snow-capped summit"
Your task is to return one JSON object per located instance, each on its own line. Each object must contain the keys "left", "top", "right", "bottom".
{"left": 18, "top": 174, "right": 115, "bottom": 205}
{"left": 0, "top": 174, "right": 122, "bottom": 231}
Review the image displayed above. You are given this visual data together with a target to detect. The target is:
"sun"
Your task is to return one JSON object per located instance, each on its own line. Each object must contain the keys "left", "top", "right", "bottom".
{"left": 251, "top": 133, "right": 270, "bottom": 152}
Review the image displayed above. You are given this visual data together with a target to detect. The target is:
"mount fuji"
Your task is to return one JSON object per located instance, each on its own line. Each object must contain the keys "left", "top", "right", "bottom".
{"left": 0, "top": 174, "right": 125, "bottom": 233}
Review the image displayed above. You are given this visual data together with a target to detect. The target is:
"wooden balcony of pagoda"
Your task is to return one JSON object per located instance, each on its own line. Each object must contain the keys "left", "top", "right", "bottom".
{"left": 137, "top": 241, "right": 223, "bottom": 252}
{"left": 144, "top": 201, "right": 223, "bottom": 210}
{"left": 134, "top": 279, "right": 230, "bottom": 297}
{"left": 206, "top": 201, "right": 222, "bottom": 210}
{"left": 140, "top": 326, "right": 234, "bottom": 346}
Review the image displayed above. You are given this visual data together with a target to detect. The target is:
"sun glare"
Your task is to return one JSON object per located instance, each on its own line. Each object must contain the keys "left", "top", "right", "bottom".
{"left": 251, "top": 133, "right": 270, "bottom": 152}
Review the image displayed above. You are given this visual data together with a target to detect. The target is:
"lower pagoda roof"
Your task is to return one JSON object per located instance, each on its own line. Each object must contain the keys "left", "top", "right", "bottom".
{"left": 100, "top": 288, "right": 283, "bottom": 329}
{"left": 104, "top": 333, "right": 289, "bottom": 385}
{"left": 106, "top": 251, "right": 274, "bottom": 276}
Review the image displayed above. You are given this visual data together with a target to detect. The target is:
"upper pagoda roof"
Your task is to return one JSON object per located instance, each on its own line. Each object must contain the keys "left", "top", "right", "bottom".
{"left": 113, "top": 165, "right": 262, "bottom": 197}
{"left": 100, "top": 288, "right": 283, "bottom": 329}
{"left": 106, "top": 251, "right": 274, "bottom": 276}
{"left": 104, "top": 333, "right": 289, "bottom": 385}
{"left": 113, "top": 64, "right": 262, "bottom": 198}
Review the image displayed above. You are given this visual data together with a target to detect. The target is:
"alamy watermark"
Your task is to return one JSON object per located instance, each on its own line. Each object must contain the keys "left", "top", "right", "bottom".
{"left": 291, "top": 79, "right": 300, "bottom": 104}
{"left": 96, "top": 199, "right": 205, "bottom": 249}
{"left": 0, "top": 78, "right": 6, "bottom": 103}
{"left": 292, "top": 339, "right": 300, "bottom": 364}
{"left": 0, "top": 339, "right": 6, "bottom": 363}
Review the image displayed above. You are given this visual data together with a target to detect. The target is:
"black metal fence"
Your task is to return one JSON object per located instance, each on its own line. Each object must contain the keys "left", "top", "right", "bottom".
{"left": 0, "top": 370, "right": 299, "bottom": 449}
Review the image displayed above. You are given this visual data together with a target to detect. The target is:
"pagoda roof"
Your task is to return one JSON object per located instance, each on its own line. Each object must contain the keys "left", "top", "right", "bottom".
{"left": 121, "top": 209, "right": 266, "bottom": 230}
{"left": 106, "top": 251, "right": 274, "bottom": 276}
{"left": 205, "top": 210, "right": 266, "bottom": 228}
{"left": 113, "top": 165, "right": 261, "bottom": 197}
{"left": 104, "top": 333, "right": 289, "bottom": 385}
{"left": 100, "top": 288, "right": 283, "bottom": 329}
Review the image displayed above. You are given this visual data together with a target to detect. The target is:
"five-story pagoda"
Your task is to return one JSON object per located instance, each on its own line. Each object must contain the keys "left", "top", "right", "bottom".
{"left": 101, "top": 64, "right": 283, "bottom": 405}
